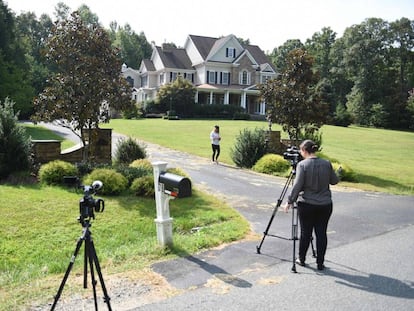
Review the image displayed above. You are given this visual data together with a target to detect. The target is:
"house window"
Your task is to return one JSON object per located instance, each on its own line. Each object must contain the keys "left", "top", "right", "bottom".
{"left": 126, "top": 76, "right": 134, "bottom": 87}
{"left": 208, "top": 71, "right": 216, "bottom": 84}
{"left": 170, "top": 72, "right": 178, "bottom": 82}
{"left": 240, "top": 70, "right": 250, "bottom": 85}
{"left": 261, "top": 75, "right": 272, "bottom": 83}
{"left": 160, "top": 73, "right": 165, "bottom": 84}
{"left": 226, "top": 47, "right": 236, "bottom": 58}
{"left": 141, "top": 76, "right": 148, "bottom": 87}
{"left": 184, "top": 73, "right": 193, "bottom": 83}
{"left": 221, "top": 72, "right": 230, "bottom": 85}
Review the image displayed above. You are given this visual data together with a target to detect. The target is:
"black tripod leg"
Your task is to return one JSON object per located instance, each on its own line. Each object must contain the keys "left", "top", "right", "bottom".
{"left": 50, "top": 237, "right": 84, "bottom": 311}
{"left": 89, "top": 240, "right": 112, "bottom": 311}
{"left": 291, "top": 205, "right": 298, "bottom": 273}
{"left": 256, "top": 200, "right": 281, "bottom": 254}
{"left": 85, "top": 238, "right": 99, "bottom": 310}
{"left": 84, "top": 236, "right": 88, "bottom": 289}
{"left": 256, "top": 171, "right": 294, "bottom": 254}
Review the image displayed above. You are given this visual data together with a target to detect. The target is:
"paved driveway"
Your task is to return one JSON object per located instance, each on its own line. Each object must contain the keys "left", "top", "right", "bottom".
{"left": 39, "top": 124, "right": 414, "bottom": 310}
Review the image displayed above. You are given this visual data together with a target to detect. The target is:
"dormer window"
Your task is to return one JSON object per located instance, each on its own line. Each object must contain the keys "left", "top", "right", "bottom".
{"left": 239, "top": 70, "right": 250, "bottom": 85}
{"left": 226, "top": 47, "right": 236, "bottom": 58}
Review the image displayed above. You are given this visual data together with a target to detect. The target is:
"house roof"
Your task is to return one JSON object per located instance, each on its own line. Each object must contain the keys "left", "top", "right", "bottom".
{"left": 142, "top": 59, "right": 155, "bottom": 71}
{"left": 188, "top": 35, "right": 217, "bottom": 59}
{"left": 243, "top": 44, "right": 276, "bottom": 71}
{"left": 189, "top": 34, "right": 276, "bottom": 72}
{"left": 156, "top": 46, "right": 193, "bottom": 70}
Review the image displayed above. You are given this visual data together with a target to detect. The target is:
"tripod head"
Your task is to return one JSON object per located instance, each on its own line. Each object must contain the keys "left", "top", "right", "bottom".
{"left": 78, "top": 180, "right": 105, "bottom": 225}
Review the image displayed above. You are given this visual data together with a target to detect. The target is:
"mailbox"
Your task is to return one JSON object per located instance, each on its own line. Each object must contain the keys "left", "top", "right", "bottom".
{"left": 158, "top": 172, "right": 192, "bottom": 198}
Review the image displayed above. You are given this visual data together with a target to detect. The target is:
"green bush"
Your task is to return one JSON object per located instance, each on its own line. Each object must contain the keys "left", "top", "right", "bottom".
{"left": 129, "top": 158, "right": 153, "bottom": 171}
{"left": 233, "top": 112, "right": 250, "bottom": 120}
{"left": 114, "top": 137, "right": 147, "bottom": 165}
{"left": 253, "top": 154, "right": 290, "bottom": 175}
{"left": 192, "top": 104, "right": 245, "bottom": 119}
{"left": 83, "top": 168, "right": 128, "bottom": 195}
{"left": 130, "top": 175, "right": 155, "bottom": 197}
{"left": 230, "top": 127, "right": 267, "bottom": 168}
{"left": 332, "top": 162, "right": 357, "bottom": 182}
{"left": 0, "top": 98, "right": 32, "bottom": 179}
{"left": 38, "top": 160, "right": 78, "bottom": 185}
{"left": 115, "top": 165, "right": 152, "bottom": 186}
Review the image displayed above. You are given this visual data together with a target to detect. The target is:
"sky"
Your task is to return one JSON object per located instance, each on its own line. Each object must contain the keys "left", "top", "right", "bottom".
{"left": 6, "top": 0, "right": 414, "bottom": 53}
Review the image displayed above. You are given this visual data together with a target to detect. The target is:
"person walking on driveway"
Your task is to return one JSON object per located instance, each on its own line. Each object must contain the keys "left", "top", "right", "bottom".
{"left": 210, "top": 125, "right": 221, "bottom": 164}
{"left": 284, "top": 139, "right": 339, "bottom": 270}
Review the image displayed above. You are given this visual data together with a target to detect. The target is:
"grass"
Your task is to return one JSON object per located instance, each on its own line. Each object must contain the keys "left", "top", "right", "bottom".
{"left": 23, "top": 123, "right": 76, "bottom": 150}
{"left": 5, "top": 119, "right": 412, "bottom": 309}
{"left": 101, "top": 119, "right": 414, "bottom": 195}
{"left": 0, "top": 184, "right": 249, "bottom": 310}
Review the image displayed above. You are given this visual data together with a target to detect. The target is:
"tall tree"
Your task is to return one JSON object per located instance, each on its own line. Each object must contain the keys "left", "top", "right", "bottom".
{"left": 269, "top": 39, "right": 304, "bottom": 72}
{"left": 156, "top": 76, "right": 196, "bottom": 117}
{"left": 32, "top": 11, "right": 131, "bottom": 161}
{"left": 0, "top": 0, "right": 35, "bottom": 118}
{"left": 341, "top": 18, "right": 392, "bottom": 126}
{"left": 261, "top": 49, "right": 328, "bottom": 144}
{"left": 305, "top": 27, "right": 337, "bottom": 120}
{"left": 111, "top": 23, "right": 152, "bottom": 68}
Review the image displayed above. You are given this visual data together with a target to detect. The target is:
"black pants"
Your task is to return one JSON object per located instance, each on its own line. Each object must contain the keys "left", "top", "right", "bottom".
{"left": 297, "top": 201, "right": 333, "bottom": 265}
{"left": 211, "top": 144, "right": 220, "bottom": 161}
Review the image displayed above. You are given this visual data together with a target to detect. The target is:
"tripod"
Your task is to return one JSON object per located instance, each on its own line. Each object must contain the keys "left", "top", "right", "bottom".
{"left": 256, "top": 167, "right": 315, "bottom": 273}
{"left": 51, "top": 219, "right": 112, "bottom": 310}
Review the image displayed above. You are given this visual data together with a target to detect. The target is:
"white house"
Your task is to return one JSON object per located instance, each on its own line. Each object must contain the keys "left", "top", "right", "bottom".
{"left": 121, "top": 34, "right": 277, "bottom": 115}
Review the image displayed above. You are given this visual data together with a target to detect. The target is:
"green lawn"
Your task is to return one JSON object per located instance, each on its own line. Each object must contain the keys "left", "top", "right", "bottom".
{"left": 101, "top": 119, "right": 414, "bottom": 195}
{"left": 24, "top": 123, "right": 76, "bottom": 150}
{"left": 0, "top": 185, "right": 248, "bottom": 310}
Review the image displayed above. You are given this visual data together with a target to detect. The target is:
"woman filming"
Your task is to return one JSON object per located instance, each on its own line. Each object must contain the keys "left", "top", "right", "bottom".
{"left": 284, "top": 139, "right": 339, "bottom": 270}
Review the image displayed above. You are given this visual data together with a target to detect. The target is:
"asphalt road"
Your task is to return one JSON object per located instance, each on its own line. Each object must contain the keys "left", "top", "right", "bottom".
{"left": 39, "top": 123, "right": 414, "bottom": 311}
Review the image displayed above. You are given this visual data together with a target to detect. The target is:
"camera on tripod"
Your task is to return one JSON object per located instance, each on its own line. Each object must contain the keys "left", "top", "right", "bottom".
{"left": 79, "top": 180, "right": 105, "bottom": 222}
{"left": 283, "top": 146, "right": 303, "bottom": 166}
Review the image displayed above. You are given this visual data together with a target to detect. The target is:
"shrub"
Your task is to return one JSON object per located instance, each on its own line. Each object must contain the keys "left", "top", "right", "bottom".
{"left": 38, "top": 160, "right": 78, "bottom": 185}
{"left": 230, "top": 127, "right": 267, "bottom": 168}
{"left": 0, "top": 98, "right": 32, "bottom": 179}
{"left": 334, "top": 103, "right": 352, "bottom": 127}
{"left": 114, "top": 137, "right": 147, "bottom": 165}
{"left": 130, "top": 175, "right": 155, "bottom": 197}
{"left": 332, "top": 162, "right": 357, "bottom": 182}
{"left": 83, "top": 168, "right": 128, "bottom": 195}
{"left": 253, "top": 154, "right": 290, "bottom": 175}
{"left": 115, "top": 165, "right": 152, "bottom": 186}
{"left": 233, "top": 112, "right": 250, "bottom": 120}
{"left": 130, "top": 158, "right": 153, "bottom": 171}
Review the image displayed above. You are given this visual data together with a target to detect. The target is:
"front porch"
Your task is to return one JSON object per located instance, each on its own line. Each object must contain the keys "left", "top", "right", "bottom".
{"left": 195, "top": 85, "right": 266, "bottom": 115}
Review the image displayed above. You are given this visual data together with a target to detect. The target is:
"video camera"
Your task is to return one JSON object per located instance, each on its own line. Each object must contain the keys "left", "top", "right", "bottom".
{"left": 283, "top": 146, "right": 303, "bottom": 166}
{"left": 79, "top": 180, "right": 105, "bottom": 222}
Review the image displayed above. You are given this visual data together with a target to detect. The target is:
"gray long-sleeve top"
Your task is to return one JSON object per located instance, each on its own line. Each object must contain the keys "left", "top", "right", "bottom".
{"left": 287, "top": 157, "right": 339, "bottom": 205}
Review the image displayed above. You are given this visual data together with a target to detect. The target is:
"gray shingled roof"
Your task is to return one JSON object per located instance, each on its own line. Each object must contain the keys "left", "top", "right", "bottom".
{"left": 243, "top": 44, "right": 276, "bottom": 71}
{"left": 188, "top": 35, "right": 217, "bottom": 59}
{"left": 156, "top": 46, "right": 193, "bottom": 70}
{"left": 189, "top": 34, "right": 276, "bottom": 71}
{"left": 142, "top": 59, "right": 155, "bottom": 71}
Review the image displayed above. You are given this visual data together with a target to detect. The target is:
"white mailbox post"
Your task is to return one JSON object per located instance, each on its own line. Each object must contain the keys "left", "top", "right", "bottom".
{"left": 152, "top": 161, "right": 174, "bottom": 246}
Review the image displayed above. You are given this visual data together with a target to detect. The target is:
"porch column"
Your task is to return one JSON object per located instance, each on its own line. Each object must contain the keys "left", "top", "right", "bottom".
{"left": 195, "top": 90, "right": 199, "bottom": 104}
{"left": 224, "top": 91, "right": 230, "bottom": 105}
{"left": 260, "top": 101, "right": 266, "bottom": 115}
{"left": 209, "top": 91, "right": 213, "bottom": 105}
{"left": 241, "top": 91, "right": 247, "bottom": 110}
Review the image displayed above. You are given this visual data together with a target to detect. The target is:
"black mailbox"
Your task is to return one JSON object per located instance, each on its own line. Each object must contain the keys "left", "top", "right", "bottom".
{"left": 158, "top": 172, "right": 192, "bottom": 198}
